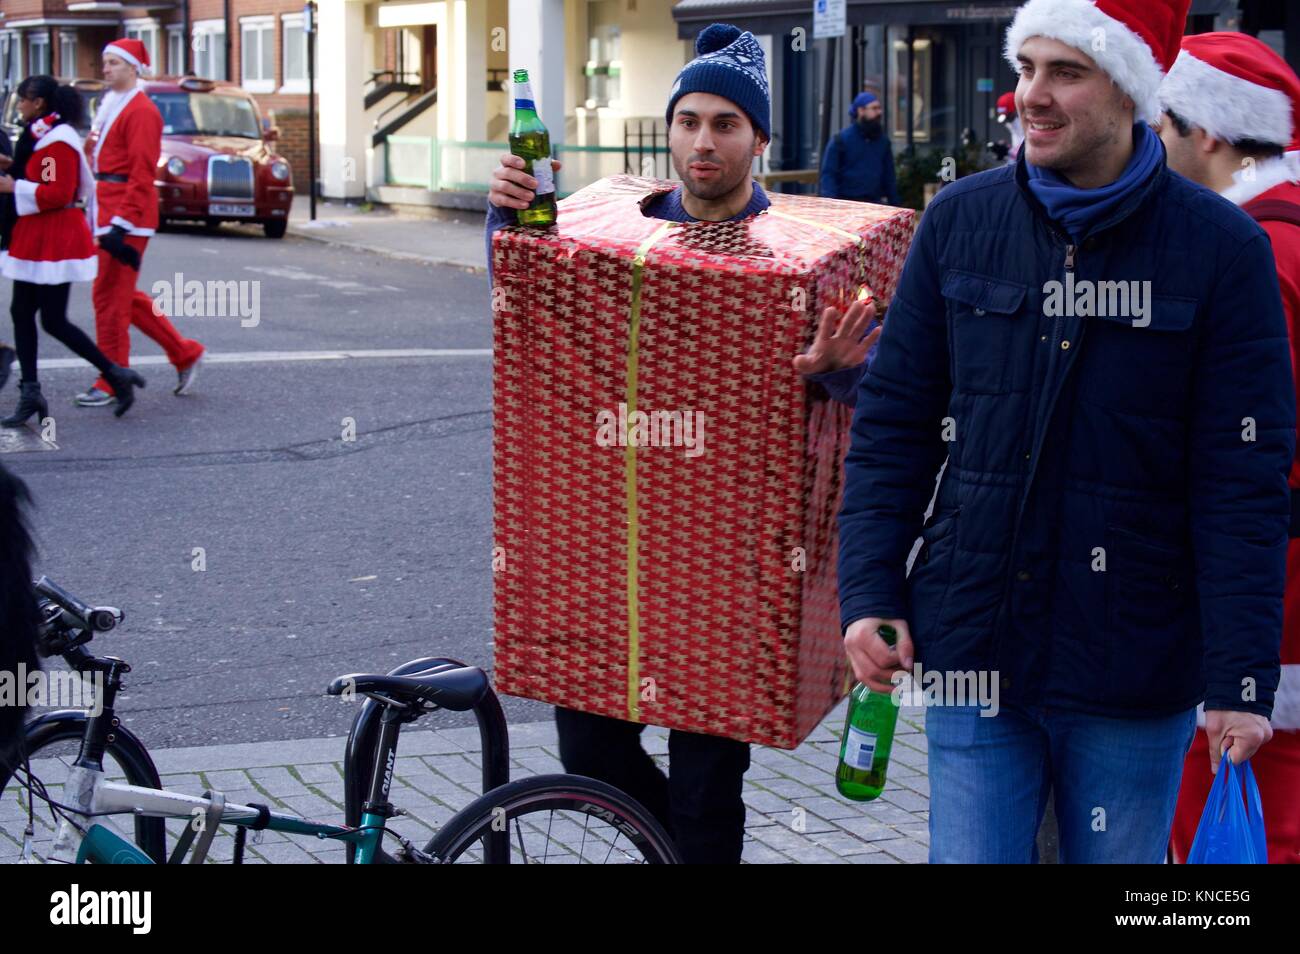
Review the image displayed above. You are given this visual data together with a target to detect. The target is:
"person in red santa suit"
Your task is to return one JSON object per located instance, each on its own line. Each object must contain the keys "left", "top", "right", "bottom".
{"left": 1158, "top": 31, "right": 1300, "bottom": 863}
{"left": 75, "top": 38, "right": 203, "bottom": 409}
{"left": 994, "top": 91, "right": 1024, "bottom": 164}
{"left": 0, "top": 76, "right": 144, "bottom": 423}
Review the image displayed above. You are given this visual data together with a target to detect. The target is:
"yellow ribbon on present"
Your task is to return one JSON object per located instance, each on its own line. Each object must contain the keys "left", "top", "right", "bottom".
{"left": 625, "top": 220, "right": 675, "bottom": 722}
{"left": 763, "top": 206, "right": 881, "bottom": 308}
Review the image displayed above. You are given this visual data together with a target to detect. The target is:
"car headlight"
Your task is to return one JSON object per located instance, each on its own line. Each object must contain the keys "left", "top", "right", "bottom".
{"left": 166, "top": 157, "right": 186, "bottom": 177}
{"left": 270, "top": 160, "right": 290, "bottom": 182}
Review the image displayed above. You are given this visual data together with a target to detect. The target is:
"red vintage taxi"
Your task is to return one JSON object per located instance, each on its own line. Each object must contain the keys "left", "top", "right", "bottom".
{"left": 146, "top": 76, "right": 295, "bottom": 238}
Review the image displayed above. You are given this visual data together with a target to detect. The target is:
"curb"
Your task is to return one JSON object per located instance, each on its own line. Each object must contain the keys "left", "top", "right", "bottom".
{"left": 286, "top": 224, "right": 487, "bottom": 273}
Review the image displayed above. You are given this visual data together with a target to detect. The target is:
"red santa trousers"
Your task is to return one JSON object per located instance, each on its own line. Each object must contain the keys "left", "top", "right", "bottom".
{"left": 91, "top": 235, "right": 203, "bottom": 395}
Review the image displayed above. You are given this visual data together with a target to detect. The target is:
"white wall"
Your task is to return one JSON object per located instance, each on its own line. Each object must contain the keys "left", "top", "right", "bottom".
{"left": 615, "top": 0, "right": 688, "bottom": 119}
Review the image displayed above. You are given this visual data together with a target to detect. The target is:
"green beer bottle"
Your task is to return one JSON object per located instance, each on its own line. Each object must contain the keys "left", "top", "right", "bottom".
{"left": 836, "top": 623, "right": 902, "bottom": 801}
{"left": 509, "top": 68, "right": 557, "bottom": 228}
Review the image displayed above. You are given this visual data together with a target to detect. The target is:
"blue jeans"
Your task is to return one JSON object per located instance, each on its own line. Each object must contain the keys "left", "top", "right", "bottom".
{"left": 926, "top": 702, "right": 1198, "bottom": 863}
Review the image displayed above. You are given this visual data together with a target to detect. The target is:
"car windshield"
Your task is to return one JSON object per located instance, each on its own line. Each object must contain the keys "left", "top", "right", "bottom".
{"left": 148, "top": 92, "right": 261, "bottom": 139}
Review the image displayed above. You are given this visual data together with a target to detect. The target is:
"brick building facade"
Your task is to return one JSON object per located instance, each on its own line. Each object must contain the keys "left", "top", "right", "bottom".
{"left": 0, "top": 0, "right": 317, "bottom": 190}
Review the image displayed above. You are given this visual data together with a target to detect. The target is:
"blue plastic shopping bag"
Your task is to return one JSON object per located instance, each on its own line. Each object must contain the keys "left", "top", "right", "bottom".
{"left": 1187, "top": 757, "right": 1267, "bottom": 864}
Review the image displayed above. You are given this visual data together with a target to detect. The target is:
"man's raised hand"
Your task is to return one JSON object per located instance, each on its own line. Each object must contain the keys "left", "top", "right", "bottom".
{"left": 792, "top": 296, "right": 879, "bottom": 376}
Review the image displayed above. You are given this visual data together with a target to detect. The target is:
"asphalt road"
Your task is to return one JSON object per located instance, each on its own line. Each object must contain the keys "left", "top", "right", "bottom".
{"left": 1, "top": 223, "right": 552, "bottom": 748}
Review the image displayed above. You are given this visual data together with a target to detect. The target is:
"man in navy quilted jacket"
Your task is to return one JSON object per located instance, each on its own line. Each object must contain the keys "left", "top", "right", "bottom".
{"left": 838, "top": 0, "right": 1295, "bottom": 862}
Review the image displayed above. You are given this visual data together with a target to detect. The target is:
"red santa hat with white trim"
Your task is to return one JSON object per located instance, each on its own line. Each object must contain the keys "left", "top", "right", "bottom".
{"left": 1159, "top": 32, "right": 1300, "bottom": 151}
{"left": 102, "top": 38, "right": 151, "bottom": 75}
{"left": 1003, "top": 0, "right": 1190, "bottom": 124}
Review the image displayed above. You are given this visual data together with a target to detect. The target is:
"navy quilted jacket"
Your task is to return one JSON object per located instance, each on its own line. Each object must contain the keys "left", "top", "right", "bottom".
{"left": 837, "top": 150, "right": 1295, "bottom": 718}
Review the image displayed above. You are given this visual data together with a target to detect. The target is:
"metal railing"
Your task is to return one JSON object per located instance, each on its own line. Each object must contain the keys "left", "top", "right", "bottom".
{"left": 623, "top": 118, "right": 669, "bottom": 179}
{"left": 384, "top": 136, "right": 672, "bottom": 196}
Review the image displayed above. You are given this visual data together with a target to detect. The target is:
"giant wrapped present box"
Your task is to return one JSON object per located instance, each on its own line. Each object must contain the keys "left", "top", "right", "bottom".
{"left": 492, "top": 175, "right": 915, "bottom": 748}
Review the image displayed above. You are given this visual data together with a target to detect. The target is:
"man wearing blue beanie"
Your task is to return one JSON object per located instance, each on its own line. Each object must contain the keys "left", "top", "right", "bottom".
{"left": 820, "top": 91, "right": 900, "bottom": 205}
{"left": 485, "top": 23, "right": 882, "bottom": 864}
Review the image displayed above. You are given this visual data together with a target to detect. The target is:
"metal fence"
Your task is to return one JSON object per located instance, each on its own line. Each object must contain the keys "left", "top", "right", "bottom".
{"left": 385, "top": 135, "right": 671, "bottom": 196}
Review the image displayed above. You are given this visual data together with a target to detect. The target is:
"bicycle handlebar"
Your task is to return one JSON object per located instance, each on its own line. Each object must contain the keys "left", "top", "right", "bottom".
{"left": 34, "top": 575, "right": 120, "bottom": 633}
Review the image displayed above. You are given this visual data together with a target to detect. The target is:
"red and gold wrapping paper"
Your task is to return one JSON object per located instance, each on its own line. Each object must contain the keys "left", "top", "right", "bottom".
{"left": 492, "top": 175, "right": 915, "bottom": 748}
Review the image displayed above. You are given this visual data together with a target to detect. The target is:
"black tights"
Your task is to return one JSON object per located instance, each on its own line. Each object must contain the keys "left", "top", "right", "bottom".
{"left": 10, "top": 280, "right": 113, "bottom": 383}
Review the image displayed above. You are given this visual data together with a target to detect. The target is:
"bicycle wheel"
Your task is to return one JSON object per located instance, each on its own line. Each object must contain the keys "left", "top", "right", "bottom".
{"left": 0, "top": 721, "right": 167, "bottom": 864}
{"left": 424, "top": 773, "right": 681, "bottom": 864}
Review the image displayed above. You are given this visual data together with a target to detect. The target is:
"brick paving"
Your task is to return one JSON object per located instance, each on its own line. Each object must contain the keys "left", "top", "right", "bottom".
{"left": 0, "top": 700, "right": 931, "bottom": 864}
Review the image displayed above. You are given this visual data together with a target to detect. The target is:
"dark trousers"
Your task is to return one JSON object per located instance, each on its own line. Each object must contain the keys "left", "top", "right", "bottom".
{"left": 10, "top": 280, "right": 113, "bottom": 382}
{"left": 554, "top": 705, "right": 750, "bottom": 863}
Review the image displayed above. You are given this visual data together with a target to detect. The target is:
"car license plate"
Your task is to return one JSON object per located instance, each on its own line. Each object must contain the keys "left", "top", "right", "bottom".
{"left": 210, "top": 203, "right": 255, "bottom": 217}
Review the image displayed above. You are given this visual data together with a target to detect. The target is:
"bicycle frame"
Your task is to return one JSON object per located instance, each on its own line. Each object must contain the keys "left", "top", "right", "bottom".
{"left": 50, "top": 770, "right": 385, "bottom": 864}
{"left": 24, "top": 600, "right": 514, "bottom": 864}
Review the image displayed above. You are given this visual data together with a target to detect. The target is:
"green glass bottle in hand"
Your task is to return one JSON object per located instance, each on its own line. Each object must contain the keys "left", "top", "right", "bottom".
{"left": 836, "top": 623, "right": 902, "bottom": 801}
{"left": 509, "top": 68, "right": 557, "bottom": 228}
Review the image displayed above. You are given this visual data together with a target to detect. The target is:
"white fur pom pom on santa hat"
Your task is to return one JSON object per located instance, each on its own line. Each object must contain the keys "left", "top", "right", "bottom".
{"left": 102, "top": 38, "right": 151, "bottom": 75}
{"left": 1159, "top": 32, "right": 1300, "bottom": 150}
{"left": 1003, "top": 0, "right": 1190, "bottom": 124}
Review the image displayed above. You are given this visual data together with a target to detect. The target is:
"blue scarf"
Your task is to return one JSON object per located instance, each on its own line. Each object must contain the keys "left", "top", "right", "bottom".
{"left": 1026, "top": 123, "right": 1163, "bottom": 242}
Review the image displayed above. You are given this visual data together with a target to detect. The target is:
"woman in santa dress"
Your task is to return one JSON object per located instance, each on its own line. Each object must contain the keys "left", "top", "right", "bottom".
{"left": 0, "top": 76, "right": 143, "bottom": 424}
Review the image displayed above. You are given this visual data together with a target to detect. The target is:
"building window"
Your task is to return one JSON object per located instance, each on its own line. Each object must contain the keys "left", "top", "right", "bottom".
{"left": 890, "top": 35, "right": 932, "bottom": 143}
{"left": 193, "top": 21, "right": 227, "bottom": 82}
{"left": 27, "top": 34, "right": 50, "bottom": 77}
{"left": 124, "top": 21, "right": 160, "bottom": 73}
{"left": 584, "top": 0, "right": 622, "bottom": 109}
{"left": 59, "top": 33, "right": 77, "bottom": 77}
{"left": 280, "top": 14, "right": 312, "bottom": 92}
{"left": 167, "top": 27, "right": 185, "bottom": 76}
{"left": 240, "top": 17, "right": 275, "bottom": 94}
{"left": 0, "top": 33, "right": 20, "bottom": 87}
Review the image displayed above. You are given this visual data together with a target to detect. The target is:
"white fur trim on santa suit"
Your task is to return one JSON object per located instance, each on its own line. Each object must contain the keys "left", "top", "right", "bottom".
{"left": 1219, "top": 153, "right": 1300, "bottom": 206}
{"left": 1004, "top": 0, "right": 1168, "bottom": 124}
{"left": 13, "top": 179, "right": 39, "bottom": 217}
{"left": 0, "top": 252, "right": 97, "bottom": 284}
{"left": 102, "top": 42, "right": 149, "bottom": 76}
{"left": 90, "top": 84, "right": 141, "bottom": 168}
{"left": 1196, "top": 664, "right": 1300, "bottom": 730}
{"left": 95, "top": 222, "right": 153, "bottom": 237}
{"left": 1159, "top": 49, "right": 1294, "bottom": 149}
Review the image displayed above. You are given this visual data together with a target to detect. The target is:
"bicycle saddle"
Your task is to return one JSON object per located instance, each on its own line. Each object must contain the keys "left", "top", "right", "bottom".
{"left": 326, "top": 665, "right": 488, "bottom": 711}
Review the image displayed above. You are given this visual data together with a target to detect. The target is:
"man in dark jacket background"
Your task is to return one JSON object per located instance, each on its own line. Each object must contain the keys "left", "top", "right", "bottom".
{"left": 819, "top": 91, "right": 900, "bottom": 205}
{"left": 837, "top": 0, "right": 1294, "bottom": 862}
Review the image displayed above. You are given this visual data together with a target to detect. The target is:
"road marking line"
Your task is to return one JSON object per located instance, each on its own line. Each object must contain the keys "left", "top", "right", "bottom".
{"left": 36, "top": 348, "right": 491, "bottom": 370}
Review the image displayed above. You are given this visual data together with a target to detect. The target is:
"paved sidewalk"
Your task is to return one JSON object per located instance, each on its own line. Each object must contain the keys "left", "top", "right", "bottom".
{"left": 1, "top": 699, "right": 931, "bottom": 864}
{"left": 287, "top": 197, "right": 488, "bottom": 272}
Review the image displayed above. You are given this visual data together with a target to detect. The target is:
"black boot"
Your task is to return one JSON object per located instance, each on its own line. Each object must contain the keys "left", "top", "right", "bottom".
{"left": 103, "top": 365, "right": 146, "bottom": 418}
{"left": 2, "top": 380, "right": 48, "bottom": 428}
{"left": 0, "top": 345, "right": 14, "bottom": 393}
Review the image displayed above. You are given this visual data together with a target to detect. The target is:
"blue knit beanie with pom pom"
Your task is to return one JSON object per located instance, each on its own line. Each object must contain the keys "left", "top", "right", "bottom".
{"left": 665, "top": 23, "right": 771, "bottom": 140}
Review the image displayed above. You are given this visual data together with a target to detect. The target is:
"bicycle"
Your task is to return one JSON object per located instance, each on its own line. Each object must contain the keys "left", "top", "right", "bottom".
{"left": 0, "top": 577, "right": 681, "bottom": 864}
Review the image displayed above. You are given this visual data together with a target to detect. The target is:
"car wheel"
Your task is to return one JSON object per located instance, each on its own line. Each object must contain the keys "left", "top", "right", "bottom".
{"left": 263, "top": 219, "right": 287, "bottom": 239}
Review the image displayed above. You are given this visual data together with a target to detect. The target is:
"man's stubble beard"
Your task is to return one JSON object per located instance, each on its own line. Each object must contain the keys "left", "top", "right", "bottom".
{"left": 1031, "top": 111, "right": 1128, "bottom": 179}
{"left": 672, "top": 151, "right": 753, "bottom": 202}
